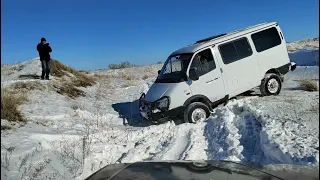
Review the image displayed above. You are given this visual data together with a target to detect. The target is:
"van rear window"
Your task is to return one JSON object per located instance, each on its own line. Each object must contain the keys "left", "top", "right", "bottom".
{"left": 251, "top": 27, "right": 282, "bottom": 52}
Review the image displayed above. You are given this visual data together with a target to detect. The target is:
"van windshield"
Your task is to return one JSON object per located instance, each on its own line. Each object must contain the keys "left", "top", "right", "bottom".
{"left": 156, "top": 54, "right": 193, "bottom": 83}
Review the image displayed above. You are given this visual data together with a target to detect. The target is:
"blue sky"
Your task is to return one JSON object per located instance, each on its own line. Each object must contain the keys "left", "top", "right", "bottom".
{"left": 2, "top": 0, "right": 319, "bottom": 70}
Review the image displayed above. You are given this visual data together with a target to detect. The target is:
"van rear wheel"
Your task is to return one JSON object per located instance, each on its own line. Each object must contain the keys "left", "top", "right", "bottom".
{"left": 184, "top": 102, "right": 210, "bottom": 123}
{"left": 260, "top": 73, "right": 282, "bottom": 96}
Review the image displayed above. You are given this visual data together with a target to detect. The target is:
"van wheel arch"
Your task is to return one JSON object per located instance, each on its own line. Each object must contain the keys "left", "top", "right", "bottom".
{"left": 265, "top": 68, "right": 281, "bottom": 76}
{"left": 183, "top": 95, "right": 212, "bottom": 110}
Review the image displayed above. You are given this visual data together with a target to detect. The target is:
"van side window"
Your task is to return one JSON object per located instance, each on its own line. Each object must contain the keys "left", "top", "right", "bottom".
{"left": 219, "top": 37, "right": 252, "bottom": 64}
{"left": 190, "top": 48, "right": 216, "bottom": 76}
{"left": 251, "top": 27, "right": 282, "bottom": 52}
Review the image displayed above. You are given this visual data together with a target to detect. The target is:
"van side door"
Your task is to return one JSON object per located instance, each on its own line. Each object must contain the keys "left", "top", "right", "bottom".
{"left": 188, "top": 47, "right": 226, "bottom": 103}
{"left": 216, "top": 37, "right": 261, "bottom": 97}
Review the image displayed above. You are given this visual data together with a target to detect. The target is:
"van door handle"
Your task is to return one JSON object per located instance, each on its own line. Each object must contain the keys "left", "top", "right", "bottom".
{"left": 206, "top": 80, "right": 213, "bottom": 83}
{"left": 220, "top": 68, "right": 223, "bottom": 73}
{"left": 206, "top": 77, "right": 219, "bottom": 83}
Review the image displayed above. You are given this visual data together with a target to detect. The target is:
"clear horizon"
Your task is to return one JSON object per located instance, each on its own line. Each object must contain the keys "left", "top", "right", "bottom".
{"left": 2, "top": 0, "right": 319, "bottom": 70}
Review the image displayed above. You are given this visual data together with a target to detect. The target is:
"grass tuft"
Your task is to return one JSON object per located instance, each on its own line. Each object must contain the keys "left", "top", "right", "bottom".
{"left": 298, "top": 80, "right": 319, "bottom": 92}
{"left": 50, "top": 59, "right": 96, "bottom": 98}
{"left": 141, "top": 74, "right": 150, "bottom": 80}
{"left": 51, "top": 59, "right": 96, "bottom": 87}
{"left": 1, "top": 89, "right": 27, "bottom": 122}
{"left": 54, "top": 83, "right": 85, "bottom": 99}
{"left": 12, "top": 81, "right": 45, "bottom": 91}
{"left": 121, "top": 80, "right": 139, "bottom": 88}
{"left": 1, "top": 125, "right": 12, "bottom": 130}
{"left": 121, "top": 73, "right": 135, "bottom": 80}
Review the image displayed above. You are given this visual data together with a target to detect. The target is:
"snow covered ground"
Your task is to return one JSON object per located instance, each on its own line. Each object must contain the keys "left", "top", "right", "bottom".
{"left": 1, "top": 48, "right": 319, "bottom": 179}
{"left": 286, "top": 37, "right": 319, "bottom": 52}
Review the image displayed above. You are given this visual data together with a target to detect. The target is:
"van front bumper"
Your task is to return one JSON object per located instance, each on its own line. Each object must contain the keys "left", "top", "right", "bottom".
{"left": 139, "top": 93, "right": 184, "bottom": 122}
{"left": 140, "top": 106, "right": 185, "bottom": 122}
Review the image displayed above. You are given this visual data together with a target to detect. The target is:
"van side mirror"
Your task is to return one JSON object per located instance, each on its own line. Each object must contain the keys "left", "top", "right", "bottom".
{"left": 189, "top": 68, "right": 199, "bottom": 81}
{"left": 158, "top": 70, "right": 161, "bottom": 75}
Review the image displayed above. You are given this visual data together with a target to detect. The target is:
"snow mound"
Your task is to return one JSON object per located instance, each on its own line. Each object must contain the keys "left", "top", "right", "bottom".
{"left": 1, "top": 58, "right": 42, "bottom": 82}
{"left": 287, "top": 38, "right": 319, "bottom": 52}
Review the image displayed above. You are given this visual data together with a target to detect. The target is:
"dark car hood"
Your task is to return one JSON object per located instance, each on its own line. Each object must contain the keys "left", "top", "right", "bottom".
{"left": 84, "top": 160, "right": 319, "bottom": 180}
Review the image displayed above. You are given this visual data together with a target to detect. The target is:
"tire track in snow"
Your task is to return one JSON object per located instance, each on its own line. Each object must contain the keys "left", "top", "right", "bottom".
{"left": 204, "top": 107, "right": 243, "bottom": 162}
{"left": 157, "top": 128, "right": 190, "bottom": 160}
{"left": 159, "top": 123, "right": 207, "bottom": 161}
{"left": 116, "top": 122, "right": 177, "bottom": 163}
{"left": 204, "top": 98, "right": 319, "bottom": 165}
{"left": 178, "top": 124, "right": 208, "bottom": 160}
{"left": 115, "top": 122, "right": 208, "bottom": 163}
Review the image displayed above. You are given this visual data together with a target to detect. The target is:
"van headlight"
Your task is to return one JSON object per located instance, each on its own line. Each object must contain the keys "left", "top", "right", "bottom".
{"left": 155, "top": 96, "right": 170, "bottom": 111}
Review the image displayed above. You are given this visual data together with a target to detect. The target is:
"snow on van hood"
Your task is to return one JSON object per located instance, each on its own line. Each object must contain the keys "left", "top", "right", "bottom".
{"left": 144, "top": 83, "right": 173, "bottom": 102}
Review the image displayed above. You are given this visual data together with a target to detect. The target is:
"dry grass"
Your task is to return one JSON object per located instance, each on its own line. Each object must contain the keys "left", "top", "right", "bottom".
{"left": 50, "top": 59, "right": 77, "bottom": 77}
{"left": 121, "top": 74, "right": 135, "bottom": 80}
{"left": 51, "top": 59, "right": 96, "bottom": 87}
{"left": 71, "top": 75, "right": 95, "bottom": 87}
{"left": 79, "top": 70, "right": 89, "bottom": 74}
{"left": 12, "top": 81, "right": 45, "bottom": 92}
{"left": 93, "top": 72, "right": 138, "bottom": 81}
{"left": 1, "top": 89, "right": 27, "bottom": 122}
{"left": 94, "top": 74, "right": 113, "bottom": 79}
{"left": 54, "top": 83, "right": 85, "bottom": 99}
{"left": 50, "top": 59, "right": 97, "bottom": 98}
{"left": 121, "top": 80, "right": 139, "bottom": 88}
{"left": 1, "top": 125, "right": 12, "bottom": 130}
{"left": 298, "top": 80, "right": 319, "bottom": 92}
{"left": 1, "top": 81, "right": 46, "bottom": 123}
{"left": 142, "top": 74, "right": 149, "bottom": 80}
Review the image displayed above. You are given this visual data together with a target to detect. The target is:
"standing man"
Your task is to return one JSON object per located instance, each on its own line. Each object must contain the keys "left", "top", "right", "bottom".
{"left": 37, "top": 37, "right": 52, "bottom": 80}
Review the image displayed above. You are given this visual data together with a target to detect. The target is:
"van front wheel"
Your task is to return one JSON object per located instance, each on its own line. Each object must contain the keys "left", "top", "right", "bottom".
{"left": 260, "top": 73, "right": 282, "bottom": 96}
{"left": 184, "top": 102, "right": 210, "bottom": 123}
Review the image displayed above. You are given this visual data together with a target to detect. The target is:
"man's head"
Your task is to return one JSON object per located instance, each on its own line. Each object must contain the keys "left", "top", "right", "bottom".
{"left": 41, "top": 37, "right": 46, "bottom": 45}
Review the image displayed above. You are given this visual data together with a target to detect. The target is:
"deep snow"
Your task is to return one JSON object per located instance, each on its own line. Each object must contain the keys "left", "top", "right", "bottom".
{"left": 1, "top": 48, "right": 319, "bottom": 179}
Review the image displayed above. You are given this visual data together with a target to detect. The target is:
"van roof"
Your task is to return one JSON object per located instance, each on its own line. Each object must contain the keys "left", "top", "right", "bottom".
{"left": 170, "top": 22, "right": 278, "bottom": 56}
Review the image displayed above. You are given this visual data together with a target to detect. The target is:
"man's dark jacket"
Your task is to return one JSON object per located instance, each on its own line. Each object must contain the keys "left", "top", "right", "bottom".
{"left": 37, "top": 43, "right": 52, "bottom": 60}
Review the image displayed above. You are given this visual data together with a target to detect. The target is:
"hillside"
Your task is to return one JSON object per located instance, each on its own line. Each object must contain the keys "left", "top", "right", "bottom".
{"left": 287, "top": 38, "right": 319, "bottom": 66}
{"left": 1, "top": 41, "right": 319, "bottom": 180}
{"left": 286, "top": 37, "right": 319, "bottom": 52}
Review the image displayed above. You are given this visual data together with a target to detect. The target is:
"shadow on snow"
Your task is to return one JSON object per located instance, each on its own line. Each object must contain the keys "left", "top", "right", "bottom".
{"left": 112, "top": 100, "right": 185, "bottom": 127}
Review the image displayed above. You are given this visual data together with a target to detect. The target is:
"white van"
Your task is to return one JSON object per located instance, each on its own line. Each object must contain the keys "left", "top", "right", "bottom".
{"left": 139, "top": 22, "right": 296, "bottom": 124}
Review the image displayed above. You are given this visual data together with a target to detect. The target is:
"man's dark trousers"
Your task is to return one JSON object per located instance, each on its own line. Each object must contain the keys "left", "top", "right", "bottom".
{"left": 41, "top": 60, "right": 51, "bottom": 79}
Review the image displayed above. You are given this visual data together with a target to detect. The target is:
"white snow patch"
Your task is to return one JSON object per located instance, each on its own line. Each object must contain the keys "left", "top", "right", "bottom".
{"left": 1, "top": 58, "right": 42, "bottom": 82}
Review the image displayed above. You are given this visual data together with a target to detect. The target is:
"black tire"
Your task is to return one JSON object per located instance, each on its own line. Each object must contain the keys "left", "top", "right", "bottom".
{"left": 184, "top": 102, "right": 210, "bottom": 123}
{"left": 260, "top": 73, "right": 282, "bottom": 96}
